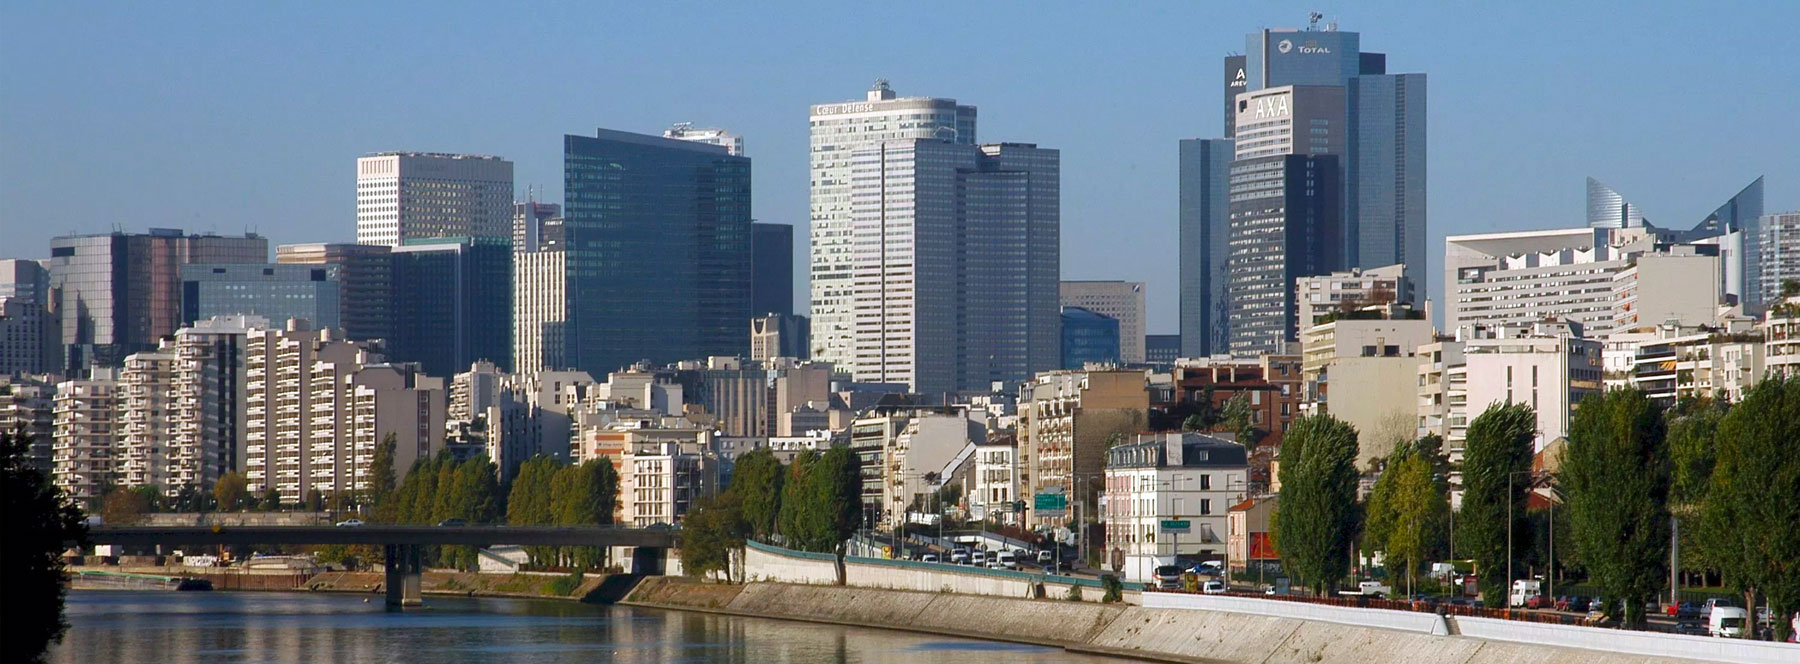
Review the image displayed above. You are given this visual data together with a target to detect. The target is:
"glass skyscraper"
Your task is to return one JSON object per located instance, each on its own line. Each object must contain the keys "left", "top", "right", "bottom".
{"left": 391, "top": 237, "right": 513, "bottom": 377}
{"left": 1177, "top": 138, "right": 1234, "bottom": 358}
{"left": 563, "top": 128, "right": 752, "bottom": 377}
{"left": 751, "top": 222, "right": 793, "bottom": 317}
{"left": 180, "top": 264, "right": 341, "bottom": 330}
{"left": 1060, "top": 306, "right": 1121, "bottom": 369}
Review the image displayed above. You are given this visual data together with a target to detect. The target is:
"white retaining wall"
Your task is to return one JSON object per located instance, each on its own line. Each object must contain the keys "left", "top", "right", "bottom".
{"left": 1142, "top": 591, "right": 1450, "bottom": 635}
{"left": 1456, "top": 615, "right": 1799, "bottom": 664}
{"left": 743, "top": 543, "right": 1119, "bottom": 602}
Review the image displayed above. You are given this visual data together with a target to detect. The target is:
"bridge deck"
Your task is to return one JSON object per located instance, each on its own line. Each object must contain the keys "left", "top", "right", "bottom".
{"left": 84, "top": 525, "right": 676, "bottom": 548}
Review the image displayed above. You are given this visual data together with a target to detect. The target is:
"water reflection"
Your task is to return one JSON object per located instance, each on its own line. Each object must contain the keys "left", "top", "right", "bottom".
{"left": 54, "top": 590, "right": 1125, "bottom": 663}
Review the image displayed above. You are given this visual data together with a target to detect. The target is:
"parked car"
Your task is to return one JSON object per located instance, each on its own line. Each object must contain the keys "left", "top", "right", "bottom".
{"left": 1674, "top": 620, "right": 1710, "bottom": 636}
{"left": 1526, "top": 594, "right": 1548, "bottom": 610}
{"left": 996, "top": 550, "right": 1019, "bottom": 570}
{"left": 1338, "top": 581, "right": 1391, "bottom": 598}
{"left": 921, "top": 553, "right": 940, "bottom": 563}
{"left": 1566, "top": 596, "right": 1592, "bottom": 613}
{"left": 970, "top": 551, "right": 988, "bottom": 566}
{"left": 436, "top": 518, "right": 466, "bottom": 527}
{"left": 1675, "top": 601, "right": 1704, "bottom": 621}
{"left": 949, "top": 551, "right": 970, "bottom": 565}
{"left": 335, "top": 519, "right": 364, "bottom": 527}
{"left": 1202, "top": 580, "right": 1227, "bottom": 594}
{"left": 1153, "top": 565, "right": 1185, "bottom": 590}
{"left": 1036, "top": 550, "right": 1053, "bottom": 564}
{"left": 1188, "top": 560, "right": 1224, "bottom": 577}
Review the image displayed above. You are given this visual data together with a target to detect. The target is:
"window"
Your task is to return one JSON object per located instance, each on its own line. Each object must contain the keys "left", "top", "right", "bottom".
{"left": 1200, "top": 499, "right": 1212, "bottom": 515}
{"left": 1200, "top": 474, "right": 1211, "bottom": 490}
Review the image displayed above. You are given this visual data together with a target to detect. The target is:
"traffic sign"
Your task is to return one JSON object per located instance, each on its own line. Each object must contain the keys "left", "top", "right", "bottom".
{"left": 1034, "top": 492, "right": 1068, "bottom": 511}
{"left": 1160, "top": 519, "right": 1191, "bottom": 533}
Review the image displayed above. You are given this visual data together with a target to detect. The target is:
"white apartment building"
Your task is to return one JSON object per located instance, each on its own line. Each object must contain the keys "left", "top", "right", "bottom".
{"left": 1061, "top": 281, "right": 1147, "bottom": 363}
{"left": 356, "top": 152, "right": 514, "bottom": 247}
{"left": 117, "top": 347, "right": 176, "bottom": 490}
{"left": 1415, "top": 337, "right": 1466, "bottom": 449}
{"left": 1294, "top": 264, "right": 1414, "bottom": 337}
{"left": 1300, "top": 308, "right": 1436, "bottom": 466}
{"left": 244, "top": 320, "right": 443, "bottom": 501}
{"left": 1458, "top": 322, "right": 1603, "bottom": 455}
{"left": 621, "top": 437, "right": 719, "bottom": 527}
{"left": 53, "top": 370, "right": 122, "bottom": 502}
{"left": 513, "top": 248, "right": 567, "bottom": 372}
{"left": 663, "top": 123, "right": 744, "bottom": 156}
{"left": 1103, "top": 432, "right": 1249, "bottom": 583}
{"left": 1611, "top": 248, "right": 1723, "bottom": 333}
{"left": 1756, "top": 212, "right": 1800, "bottom": 308}
{"left": 809, "top": 80, "right": 976, "bottom": 372}
{"left": 880, "top": 409, "right": 986, "bottom": 532}
{"left": 970, "top": 437, "right": 1018, "bottom": 524}
{"left": 1625, "top": 320, "right": 1763, "bottom": 405}
{"left": 1443, "top": 227, "right": 1661, "bottom": 339}
{"left": 0, "top": 373, "right": 56, "bottom": 473}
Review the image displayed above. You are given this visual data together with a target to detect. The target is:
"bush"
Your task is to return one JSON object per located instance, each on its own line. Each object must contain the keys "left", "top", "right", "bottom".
{"left": 1100, "top": 575, "right": 1123, "bottom": 603}
{"left": 545, "top": 570, "right": 584, "bottom": 596}
{"left": 1065, "top": 583, "right": 1084, "bottom": 602}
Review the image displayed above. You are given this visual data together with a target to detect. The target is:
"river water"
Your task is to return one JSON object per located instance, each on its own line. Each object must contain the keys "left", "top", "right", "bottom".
{"left": 53, "top": 590, "right": 1132, "bottom": 663}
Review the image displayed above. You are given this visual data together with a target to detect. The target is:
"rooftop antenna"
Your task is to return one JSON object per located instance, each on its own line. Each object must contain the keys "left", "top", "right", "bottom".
{"left": 1308, "top": 11, "right": 1323, "bottom": 30}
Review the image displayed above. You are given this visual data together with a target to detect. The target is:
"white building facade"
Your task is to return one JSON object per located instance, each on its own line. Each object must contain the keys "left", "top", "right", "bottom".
{"left": 1103, "top": 433, "right": 1249, "bottom": 583}
{"left": 356, "top": 152, "right": 514, "bottom": 247}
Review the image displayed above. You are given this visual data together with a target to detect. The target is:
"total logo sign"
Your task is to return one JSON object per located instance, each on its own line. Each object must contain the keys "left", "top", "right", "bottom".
{"left": 1277, "top": 39, "right": 1332, "bottom": 55}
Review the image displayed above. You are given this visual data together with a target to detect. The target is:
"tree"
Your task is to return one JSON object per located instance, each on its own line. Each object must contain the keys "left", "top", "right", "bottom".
{"left": 213, "top": 472, "right": 248, "bottom": 512}
{"left": 1362, "top": 444, "right": 1413, "bottom": 561}
{"left": 1219, "top": 393, "right": 1261, "bottom": 448}
{"left": 1457, "top": 401, "right": 1536, "bottom": 608}
{"left": 729, "top": 449, "right": 785, "bottom": 541}
{"left": 506, "top": 456, "right": 564, "bottom": 566}
{"left": 1385, "top": 453, "right": 1448, "bottom": 597}
{"left": 1707, "top": 377, "right": 1800, "bottom": 641}
{"left": 1563, "top": 389, "right": 1669, "bottom": 629}
{"left": 682, "top": 492, "right": 748, "bottom": 582}
{"left": 257, "top": 486, "right": 282, "bottom": 512}
{"left": 1783, "top": 278, "right": 1800, "bottom": 298}
{"left": 1667, "top": 397, "right": 1725, "bottom": 506}
{"left": 2, "top": 431, "right": 87, "bottom": 662}
{"left": 100, "top": 486, "right": 154, "bottom": 525}
{"left": 549, "top": 459, "right": 621, "bottom": 569}
{"left": 1273, "top": 414, "right": 1360, "bottom": 596}
{"left": 777, "top": 450, "right": 820, "bottom": 549}
{"left": 305, "top": 489, "right": 326, "bottom": 512}
{"left": 367, "top": 432, "right": 399, "bottom": 512}
{"left": 170, "top": 483, "right": 212, "bottom": 513}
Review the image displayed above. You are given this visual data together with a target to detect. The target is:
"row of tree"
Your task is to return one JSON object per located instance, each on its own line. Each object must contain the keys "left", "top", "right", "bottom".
{"left": 1276, "top": 380, "right": 1799, "bottom": 640}
{"left": 505, "top": 455, "right": 619, "bottom": 568}
{"left": 682, "top": 446, "right": 861, "bottom": 582}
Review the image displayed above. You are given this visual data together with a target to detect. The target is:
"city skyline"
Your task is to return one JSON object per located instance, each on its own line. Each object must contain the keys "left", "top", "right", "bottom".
{"left": 3, "top": 3, "right": 1797, "bottom": 335}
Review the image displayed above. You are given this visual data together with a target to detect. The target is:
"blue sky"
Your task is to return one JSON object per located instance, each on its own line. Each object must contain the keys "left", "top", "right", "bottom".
{"left": 3, "top": 1, "right": 1796, "bottom": 334}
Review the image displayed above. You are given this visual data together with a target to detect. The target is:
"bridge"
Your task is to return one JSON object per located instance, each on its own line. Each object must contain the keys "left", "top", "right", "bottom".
{"left": 85, "top": 525, "right": 678, "bottom": 609}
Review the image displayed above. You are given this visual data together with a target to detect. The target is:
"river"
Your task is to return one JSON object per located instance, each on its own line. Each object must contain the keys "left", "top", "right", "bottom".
{"left": 52, "top": 590, "right": 1134, "bottom": 663}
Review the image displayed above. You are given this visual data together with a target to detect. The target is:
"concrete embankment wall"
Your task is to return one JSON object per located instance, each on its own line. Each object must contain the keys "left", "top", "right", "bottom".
{"left": 627, "top": 579, "right": 1753, "bottom": 664}
{"left": 742, "top": 540, "right": 1131, "bottom": 603}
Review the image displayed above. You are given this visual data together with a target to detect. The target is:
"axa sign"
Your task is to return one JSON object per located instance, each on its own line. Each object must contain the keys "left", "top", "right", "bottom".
{"left": 1252, "top": 94, "right": 1290, "bottom": 120}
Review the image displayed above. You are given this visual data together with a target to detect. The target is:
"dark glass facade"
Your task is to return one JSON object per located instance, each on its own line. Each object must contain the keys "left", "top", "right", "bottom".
{"left": 751, "top": 222, "right": 793, "bottom": 317}
{"left": 181, "top": 264, "right": 340, "bottom": 329}
{"left": 1225, "top": 155, "right": 1343, "bottom": 355}
{"left": 391, "top": 237, "right": 513, "bottom": 376}
{"left": 1178, "top": 138, "right": 1234, "bottom": 358}
{"left": 276, "top": 243, "right": 395, "bottom": 344}
{"left": 1060, "top": 306, "right": 1120, "bottom": 369}
{"left": 563, "top": 129, "right": 751, "bottom": 377}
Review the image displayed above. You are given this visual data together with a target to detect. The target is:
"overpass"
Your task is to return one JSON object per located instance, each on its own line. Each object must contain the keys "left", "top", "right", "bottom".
{"left": 85, "top": 525, "right": 678, "bottom": 609}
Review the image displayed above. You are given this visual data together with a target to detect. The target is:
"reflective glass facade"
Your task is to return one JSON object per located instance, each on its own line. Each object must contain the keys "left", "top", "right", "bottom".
{"left": 1178, "top": 138, "right": 1235, "bottom": 358}
{"left": 1061, "top": 307, "right": 1120, "bottom": 369}
{"left": 181, "top": 264, "right": 340, "bottom": 330}
{"left": 1226, "top": 155, "right": 1343, "bottom": 355}
{"left": 751, "top": 222, "right": 793, "bottom": 317}
{"left": 391, "top": 237, "right": 513, "bottom": 376}
{"left": 563, "top": 129, "right": 752, "bottom": 377}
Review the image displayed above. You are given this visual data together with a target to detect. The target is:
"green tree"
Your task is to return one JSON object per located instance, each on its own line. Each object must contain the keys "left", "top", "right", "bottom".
{"left": 256, "top": 486, "right": 282, "bottom": 512}
{"left": 682, "top": 492, "right": 748, "bottom": 582}
{"left": 506, "top": 456, "right": 564, "bottom": 566}
{"left": 1273, "top": 414, "right": 1360, "bottom": 596}
{"left": 730, "top": 449, "right": 785, "bottom": 541}
{"left": 100, "top": 486, "right": 154, "bottom": 525}
{"left": 1563, "top": 389, "right": 1669, "bottom": 629}
{"left": 549, "top": 459, "right": 620, "bottom": 569}
{"left": 1707, "top": 377, "right": 1800, "bottom": 641}
{"left": 777, "top": 450, "right": 820, "bottom": 549}
{"left": 213, "top": 472, "right": 248, "bottom": 511}
{"left": 366, "top": 432, "right": 399, "bottom": 513}
{"left": 305, "top": 489, "right": 326, "bottom": 512}
{"left": 1667, "top": 397, "right": 1725, "bottom": 505}
{"left": 3, "top": 431, "right": 87, "bottom": 662}
{"left": 1386, "top": 452, "right": 1448, "bottom": 597}
{"left": 170, "top": 483, "right": 212, "bottom": 513}
{"left": 1457, "top": 402, "right": 1536, "bottom": 608}
{"left": 1361, "top": 444, "right": 1413, "bottom": 562}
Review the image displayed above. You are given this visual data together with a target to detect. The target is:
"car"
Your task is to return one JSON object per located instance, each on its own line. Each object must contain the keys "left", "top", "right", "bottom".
{"left": 436, "top": 518, "right": 466, "bottom": 527}
{"left": 1036, "top": 550, "right": 1053, "bottom": 564}
{"left": 986, "top": 561, "right": 1005, "bottom": 570}
{"left": 1188, "top": 560, "right": 1224, "bottom": 577}
{"left": 1152, "top": 565, "right": 1184, "bottom": 590}
{"left": 970, "top": 551, "right": 988, "bottom": 566}
{"left": 1526, "top": 594, "right": 1548, "bottom": 610}
{"left": 995, "top": 550, "right": 1019, "bottom": 570}
{"left": 1674, "top": 620, "right": 1710, "bottom": 636}
{"left": 921, "top": 553, "right": 940, "bottom": 563}
{"left": 1676, "top": 601, "right": 1704, "bottom": 621}
{"left": 335, "top": 519, "right": 364, "bottom": 527}
{"left": 1710, "top": 606, "right": 1749, "bottom": 638}
{"left": 949, "top": 551, "right": 970, "bottom": 565}
{"left": 1566, "top": 596, "right": 1591, "bottom": 613}
{"left": 1202, "top": 580, "right": 1227, "bottom": 594}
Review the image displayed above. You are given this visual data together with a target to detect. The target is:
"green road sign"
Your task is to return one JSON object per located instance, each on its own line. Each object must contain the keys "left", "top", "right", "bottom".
{"left": 1033, "top": 492, "right": 1068, "bottom": 511}
{"left": 1160, "top": 519, "right": 1191, "bottom": 532}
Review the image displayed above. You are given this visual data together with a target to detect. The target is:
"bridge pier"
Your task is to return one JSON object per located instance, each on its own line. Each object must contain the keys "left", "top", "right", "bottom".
{"left": 384, "top": 544, "right": 423, "bottom": 610}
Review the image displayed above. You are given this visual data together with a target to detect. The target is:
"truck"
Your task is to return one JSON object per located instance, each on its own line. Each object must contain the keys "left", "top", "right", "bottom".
{"left": 1709, "top": 606, "right": 1749, "bottom": 638}
{"left": 1338, "top": 581, "right": 1391, "bottom": 598}
{"left": 1508, "top": 580, "right": 1542, "bottom": 608}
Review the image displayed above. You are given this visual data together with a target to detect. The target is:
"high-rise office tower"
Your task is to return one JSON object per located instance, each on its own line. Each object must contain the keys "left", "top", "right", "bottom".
{"left": 513, "top": 202, "right": 562, "bottom": 253}
{"left": 180, "top": 264, "right": 342, "bottom": 330}
{"left": 1587, "top": 177, "right": 1647, "bottom": 229}
{"left": 48, "top": 229, "right": 267, "bottom": 373}
{"left": 1060, "top": 281, "right": 1146, "bottom": 364}
{"left": 0, "top": 259, "right": 57, "bottom": 375}
{"left": 847, "top": 140, "right": 1060, "bottom": 394}
{"left": 663, "top": 123, "right": 745, "bottom": 156}
{"left": 514, "top": 224, "right": 569, "bottom": 372}
{"left": 1758, "top": 211, "right": 1800, "bottom": 307}
{"left": 810, "top": 81, "right": 977, "bottom": 369}
{"left": 276, "top": 243, "right": 395, "bottom": 344}
{"left": 1178, "top": 139, "right": 1235, "bottom": 358}
{"left": 1184, "top": 20, "right": 1425, "bottom": 355}
{"left": 355, "top": 152, "right": 514, "bottom": 247}
{"left": 752, "top": 223, "right": 794, "bottom": 317}
{"left": 1582, "top": 176, "right": 1765, "bottom": 308}
{"left": 390, "top": 237, "right": 513, "bottom": 376}
{"left": 1225, "top": 86, "right": 1346, "bottom": 354}
{"left": 750, "top": 314, "right": 809, "bottom": 362}
{"left": 1060, "top": 306, "right": 1121, "bottom": 369}
{"left": 563, "top": 128, "right": 752, "bottom": 376}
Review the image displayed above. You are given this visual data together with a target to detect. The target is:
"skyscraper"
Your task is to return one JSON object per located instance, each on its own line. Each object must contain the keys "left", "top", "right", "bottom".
{"left": 563, "top": 128, "right": 752, "bottom": 377}
{"left": 751, "top": 222, "right": 794, "bottom": 317}
{"left": 355, "top": 152, "right": 514, "bottom": 247}
{"left": 847, "top": 139, "right": 1060, "bottom": 393}
{"left": 1060, "top": 281, "right": 1146, "bottom": 364}
{"left": 48, "top": 229, "right": 267, "bottom": 373}
{"left": 275, "top": 243, "right": 395, "bottom": 344}
{"left": 1178, "top": 138, "right": 1234, "bottom": 358}
{"left": 809, "top": 81, "right": 976, "bottom": 369}
{"left": 663, "top": 123, "right": 745, "bottom": 156}
{"left": 390, "top": 237, "right": 513, "bottom": 377}
{"left": 0, "top": 259, "right": 57, "bottom": 375}
{"left": 1586, "top": 177, "right": 1647, "bottom": 229}
{"left": 180, "top": 264, "right": 342, "bottom": 330}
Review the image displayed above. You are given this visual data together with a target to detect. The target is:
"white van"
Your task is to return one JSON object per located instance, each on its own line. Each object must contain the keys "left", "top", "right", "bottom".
{"left": 949, "top": 550, "right": 970, "bottom": 565}
{"left": 970, "top": 550, "right": 988, "bottom": 566}
{"left": 1508, "top": 580, "right": 1542, "bottom": 608}
{"left": 996, "top": 550, "right": 1018, "bottom": 570}
{"left": 1709, "top": 606, "right": 1749, "bottom": 638}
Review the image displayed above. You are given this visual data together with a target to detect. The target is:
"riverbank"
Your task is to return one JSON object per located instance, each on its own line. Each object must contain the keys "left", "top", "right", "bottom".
{"left": 622, "top": 578, "right": 1718, "bottom": 664}
{"left": 68, "top": 565, "right": 636, "bottom": 603}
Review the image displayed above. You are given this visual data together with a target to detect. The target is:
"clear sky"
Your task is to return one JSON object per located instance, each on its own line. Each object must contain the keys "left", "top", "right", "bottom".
{"left": 3, "top": 1, "right": 1796, "bottom": 334}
